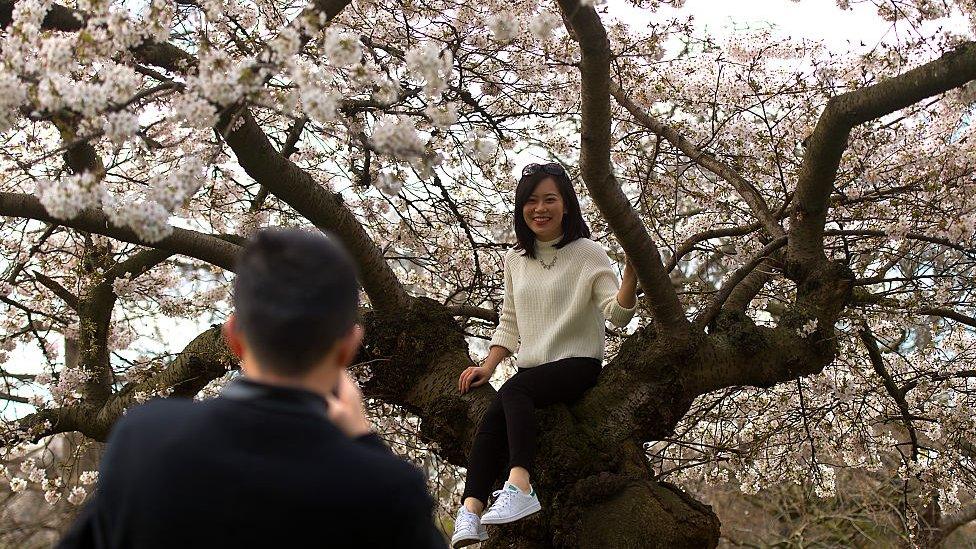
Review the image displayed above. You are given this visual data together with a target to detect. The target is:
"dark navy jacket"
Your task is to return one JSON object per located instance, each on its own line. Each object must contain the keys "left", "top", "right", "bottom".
{"left": 59, "top": 378, "right": 445, "bottom": 548}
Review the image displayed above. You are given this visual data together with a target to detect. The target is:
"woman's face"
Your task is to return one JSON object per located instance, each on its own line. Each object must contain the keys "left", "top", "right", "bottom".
{"left": 522, "top": 177, "right": 565, "bottom": 241}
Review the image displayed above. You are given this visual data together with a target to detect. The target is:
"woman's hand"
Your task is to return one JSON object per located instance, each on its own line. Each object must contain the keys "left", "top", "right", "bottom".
{"left": 458, "top": 364, "right": 494, "bottom": 394}
{"left": 617, "top": 256, "right": 639, "bottom": 309}
{"left": 622, "top": 256, "right": 637, "bottom": 288}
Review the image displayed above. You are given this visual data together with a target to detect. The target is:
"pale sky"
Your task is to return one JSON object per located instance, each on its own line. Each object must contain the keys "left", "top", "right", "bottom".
{"left": 607, "top": 0, "right": 970, "bottom": 54}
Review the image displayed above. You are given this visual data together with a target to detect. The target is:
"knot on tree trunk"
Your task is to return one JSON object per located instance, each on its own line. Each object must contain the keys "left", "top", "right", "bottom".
{"left": 356, "top": 296, "right": 489, "bottom": 465}
{"left": 417, "top": 393, "right": 471, "bottom": 465}
{"left": 357, "top": 296, "right": 467, "bottom": 400}
{"left": 793, "top": 259, "right": 855, "bottom": 317}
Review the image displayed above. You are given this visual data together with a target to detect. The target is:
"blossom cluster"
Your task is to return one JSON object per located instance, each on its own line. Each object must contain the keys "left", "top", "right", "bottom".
{"left": 405, "top": 44, "right": 454, "bottom": 98}
{"left": 35, "top": 158, "right": 205, "bottom": 243}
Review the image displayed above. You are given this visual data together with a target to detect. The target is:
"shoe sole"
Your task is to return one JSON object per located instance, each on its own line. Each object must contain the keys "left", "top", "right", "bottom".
{"left": 480, "top": 501, "right": 542, "bottom": 525}
{"left": 451, "top": 533, "right": 489, "bottom": 548}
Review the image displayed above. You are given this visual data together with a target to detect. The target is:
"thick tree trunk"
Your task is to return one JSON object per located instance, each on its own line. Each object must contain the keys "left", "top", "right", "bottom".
{"left": 483, "top": 418, "right": 720, "bottom": 548}
{"left": 358, "top": 299, "right": 720, "bottom": 547}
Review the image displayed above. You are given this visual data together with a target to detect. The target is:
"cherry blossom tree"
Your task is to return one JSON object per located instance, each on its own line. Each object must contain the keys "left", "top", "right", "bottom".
{"left": 0, "top": 0, "right": 975, "bottom": 545}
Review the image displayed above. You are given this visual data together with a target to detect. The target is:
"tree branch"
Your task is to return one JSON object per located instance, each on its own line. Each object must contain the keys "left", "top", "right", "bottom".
{"left": 445, "top": 304, "right": 498, "bottom": 323}
{"left": 249, "top": 116, "right": 307, "bottom": 212}
{"left": 0, "top": 193, "right": 240, "bottom": 271}
{"left": 852, "top": 290, "right": 976, "bottom": 329}
{"left": 696, "top": 236, "right": 789, "bottom": 328}
{"left": 216, "top": 108, "right": 410, "bottom": 312}
{"left": 31, "top": 271, "right": 79, "bottom": 310}
{"left": 666, "top": 221, "right": 764, "bottom": 273}
{"left": 0, "top": 1, "right": 84, "bottom": 31}
{"left": 557, "top": 0, "right": 688, "bottom": 335}
{"left": 788, "top": 42, "right": 976, "bottom": 270}
{"left": 931, "top": 501, "right": 976, "bottom": 546}
{"left": 101, "top": 249, "right": 175, "bottom": 285}
{"left": 825, "top": 228, "right": 975, "bottom": 257}
{"left": 859, "top": 323, "right": 919, "bottom": 460}
{"left": 611, "top": 82, "right": 784, "bottom": 239}
{"left": 916, "top": 307, "right": 976, "bottom": 329}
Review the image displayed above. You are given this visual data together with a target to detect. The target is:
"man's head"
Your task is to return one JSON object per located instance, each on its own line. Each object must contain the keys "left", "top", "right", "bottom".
{"left": 226, "top": 228, "right": 361, "bottom": 377}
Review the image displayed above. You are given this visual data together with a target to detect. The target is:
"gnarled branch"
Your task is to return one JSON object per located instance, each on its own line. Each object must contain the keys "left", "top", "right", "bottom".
{"left": 557, "top": 0, "right": 688, "bottom": 335}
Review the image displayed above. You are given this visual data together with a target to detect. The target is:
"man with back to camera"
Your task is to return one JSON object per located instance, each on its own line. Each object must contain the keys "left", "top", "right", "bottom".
{"left": 59, "top": 228, "right": 446, "bottom": 548}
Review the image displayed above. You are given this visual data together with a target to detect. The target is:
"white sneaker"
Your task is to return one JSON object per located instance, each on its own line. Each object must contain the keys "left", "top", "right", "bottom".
{"left": 451, "top": 505, "right": 488, "bottom": 548}
{"left": 479, "top": 482, "right": 541, "bottom": 525}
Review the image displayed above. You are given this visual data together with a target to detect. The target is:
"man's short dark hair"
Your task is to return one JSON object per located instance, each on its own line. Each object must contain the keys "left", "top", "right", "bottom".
{"left": 233, "top": 228, "right": 359, "bottom": 376}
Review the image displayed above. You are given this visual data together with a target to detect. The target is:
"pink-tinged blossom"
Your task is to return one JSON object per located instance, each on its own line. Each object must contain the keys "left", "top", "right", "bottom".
{"left": 150, "top": 157, "right": 205, "bottom": 211}
{"left": 324, "top": 30, "right": 363, "bottom": 67}
{"left": 171, "top": 93, "right": 219, "bottom": 129}
{"left": 112, "top": 276, "right": 136, "bottom": 297}
{"left": 9, "top": 478, "right": 27, "bottom": 492}
{"left": 405, "top": 44, "right": 453, "bottom": 97}
{"left": 488, "top": 14, "right": 520, "bottom": 43}
{"left": 20, "top": 458, "right": 36, "bottom": 474}
{"left": 103, "top": 110, "right": 141, "bottom": 144}
{"left": 102, "top": 193, "right": 173, "bottom": 243}
{"left": 79, "top": 471, "right": 98, "bottom": 485}
{"left": 371, "top": 75, "right": 401, "bottom": 105}
{"left": 189, "top": 50, "right": 262, "bottom": 107}
{"left": 140, "top": 0, "right": 174, "bottom": 42}
{"left": 39, "top": 35, "right": 73, "bottom": 72}
{"left": 424, "top": 103, "right": 459, "bottom": 129}
{"left": 302, "top": 88, "right": 341, "bottom": 124}
{"left": 371, "top": 116, "right": 428, "bottom": 158}
{"left": 269, "top": 26, "right": 301, "bottom": 62}
{"left": 796, "top": 319, "right": 818, "bottom": 338}
{"left": 44, "top": 490, "right": 61, "bottom": 505}
{"left": 36, "top": 172, "right": 104, "bottom": 221}
{"left": 0, "top": 73, "right": 26, "bottom": 132}
{"left": 463, "top": 131, "right": 497, "bottom": 162}
{"left": 50, "top": 367, "right": 90, "bottom": 404}
{"left": 67, "top": 486, "right": 87, "bottom": 505}
{"left": 10, "top": 0, "right": 52, "bottom": 40}
{"left": 28, "top": 468, "right": 45, "bottom": 483}
{"left": 375, "top": 172, "right": 403, "bottom": 196}
{"left": 528, "top": 12, "right": 561, "bottom": 40}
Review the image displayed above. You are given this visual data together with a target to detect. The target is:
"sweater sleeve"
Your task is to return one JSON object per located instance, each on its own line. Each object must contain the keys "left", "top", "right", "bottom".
{"left": 587, "top": 244, "right": 637, "bottom": 328}
{"left": 488, "top": 251, "right": 519, "bottom": 354}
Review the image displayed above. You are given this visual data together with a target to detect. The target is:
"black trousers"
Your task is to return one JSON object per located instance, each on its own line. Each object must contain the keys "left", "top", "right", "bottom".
{"left": 461, "top": 356, "right": 601, "bottom": 505}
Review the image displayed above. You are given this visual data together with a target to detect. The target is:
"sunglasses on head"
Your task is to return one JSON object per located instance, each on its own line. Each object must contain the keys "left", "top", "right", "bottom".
{"left": 521, "top": 162, "right": 566, "bottom": 178}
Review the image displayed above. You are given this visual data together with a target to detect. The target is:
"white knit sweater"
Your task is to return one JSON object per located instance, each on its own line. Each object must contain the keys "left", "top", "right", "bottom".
{"left": 488, "top": 234, "right": 637, "bottom": 369}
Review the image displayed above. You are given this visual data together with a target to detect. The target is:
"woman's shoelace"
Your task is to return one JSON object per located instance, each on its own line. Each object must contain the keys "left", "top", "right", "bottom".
{"left": 489, "top": 489, "right": 516, "bottom": 509}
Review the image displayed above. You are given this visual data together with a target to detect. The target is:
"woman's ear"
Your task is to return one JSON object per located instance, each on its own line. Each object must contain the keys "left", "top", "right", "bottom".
{"left": 222, "top": 314, "right": 245, "bottom": 360}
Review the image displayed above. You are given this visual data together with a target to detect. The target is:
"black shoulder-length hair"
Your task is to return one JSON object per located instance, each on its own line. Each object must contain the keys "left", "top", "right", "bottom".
{"left": 513, "top": 168, "right": 591, "bottom": 259}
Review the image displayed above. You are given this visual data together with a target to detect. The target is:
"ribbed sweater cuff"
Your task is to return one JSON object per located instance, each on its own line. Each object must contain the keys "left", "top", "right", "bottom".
{"left": 489, "top": 330, "right": 519, "bottom": 355}
{"left": 608, "top": 298, "right": 637, "bottom": 327}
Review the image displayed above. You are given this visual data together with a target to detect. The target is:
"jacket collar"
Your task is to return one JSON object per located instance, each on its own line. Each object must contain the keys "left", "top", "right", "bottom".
{"left": 219, "top": 377, "right": 330, "bottom": 419}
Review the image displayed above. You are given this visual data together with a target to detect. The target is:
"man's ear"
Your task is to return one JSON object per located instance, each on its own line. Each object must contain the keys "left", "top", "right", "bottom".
{"left": 222, "top": 313, "right": 245, "bottom": 360}
{"left": 335, "top": 323, "right": 364, "bottom": 369}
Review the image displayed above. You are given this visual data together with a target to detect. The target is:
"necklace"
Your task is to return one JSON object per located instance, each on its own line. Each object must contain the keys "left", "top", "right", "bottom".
{"left": 539, "top": 254, "right": 557, "bottom": 270}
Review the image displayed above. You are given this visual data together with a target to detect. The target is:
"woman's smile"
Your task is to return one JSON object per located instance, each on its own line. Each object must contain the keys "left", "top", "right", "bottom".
{"left": 532, "top": 215, "right": 552, "bottom": 227}
{"left": 522, "top": 177, "right": 565, "bottom": 240}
